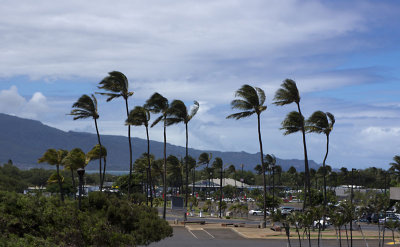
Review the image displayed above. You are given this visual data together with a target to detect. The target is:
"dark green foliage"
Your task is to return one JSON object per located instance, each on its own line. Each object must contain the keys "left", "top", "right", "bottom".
{"left": 0, "top": 191, "right": 172, "bottom": 246}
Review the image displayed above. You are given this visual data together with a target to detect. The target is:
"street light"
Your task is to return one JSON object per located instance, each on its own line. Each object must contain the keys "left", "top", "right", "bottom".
{"left": 77, "top": 168, "right": 85, "bottom": 210}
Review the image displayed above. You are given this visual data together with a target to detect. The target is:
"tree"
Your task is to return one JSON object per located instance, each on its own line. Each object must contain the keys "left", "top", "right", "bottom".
{"left": 169, "top": 100, "right": 199, "bottom": 209}
{"left": 145, "top": 92, "right": 174, "bottom": 219}
{"left": 274, "top": 79, "right": 311, "bottom": 208}
{"left": 389, "top": 155, "right": 400, "bottom": 183}
{"left": 212, "top": 157, "right": 223, "bottom": 218}
{"left": 97, "top": 71, "right": 134, "bottom": 195}
{"left": 198, "top": 152, "right": 213, "bottom": 197}
{"left": 69, "top": 94, "right": 106, "bottom": 191}
{"left": 227, "top": 84, "right": 268, "bottom": 226}
{"left": 38, "top": 149, "right": 68, "bottom": 202}
{"left": 307, "top": 111, "right": 335, "bottom": 221}
{"left": 265, "top": 154, "right": 277, "bottom": 212}
{"left": 126, "top": 106, "right": 153, "bottom": 207}
{"left": 227, "top": 165, "right": 237, "bottom": 199}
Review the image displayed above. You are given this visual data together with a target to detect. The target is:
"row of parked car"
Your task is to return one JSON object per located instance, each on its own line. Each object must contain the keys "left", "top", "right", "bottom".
{"left": 248, "top": 206, "right": 298, "bottom": 216}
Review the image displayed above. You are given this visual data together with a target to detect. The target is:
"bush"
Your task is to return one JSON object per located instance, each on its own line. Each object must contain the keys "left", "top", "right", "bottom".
{"left": 0, "top": 191, "right": 172, "bottom": 246}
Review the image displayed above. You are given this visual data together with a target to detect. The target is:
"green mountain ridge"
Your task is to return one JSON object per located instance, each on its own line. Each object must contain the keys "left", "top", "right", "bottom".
{"left": 0, "top": 113, "right": 320, "bottom": 172}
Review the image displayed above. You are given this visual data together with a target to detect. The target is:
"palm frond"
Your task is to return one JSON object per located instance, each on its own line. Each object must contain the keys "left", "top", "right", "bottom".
{"left": 234, "top": 84, "right": 260, "bottom": 109}
{"left": 226, "top": 110, "right": 255, "bottom": 120}
{"left": 280, "top": 111, "right": 303, "bottom": 135}
{"left": 168, "top": 100, "right": 187, "bottom": 121}
{"left": 145, "top": 92, "right": 169, "bottom": 114}
{"left": 151, "top": 115, "right": 164, "bottom": 127}
{"left": 212, "top": 157, "right": 223, "bottom": 169}
{"left": 87, "top": 144, "right": 107, "bottom": 161}
{"left": 230, "top": 99, "right": 253, "bottom": 111}
{"left": 126, "top": 106, "right": 149, "bottom": 126}
{"left": 188, "top": 101, "right": 200, "bottom": 121}
{"left": 96, "top": 92, "right": 122, "bottom": 102}
{"left": 255, "top": 87, "right": 266, "bottom": 106}
{"left": 69, "top": 94, "right": 98, "bottom": 119}
{"left": 273, "top": 79, "right": 300, "bottom": 106}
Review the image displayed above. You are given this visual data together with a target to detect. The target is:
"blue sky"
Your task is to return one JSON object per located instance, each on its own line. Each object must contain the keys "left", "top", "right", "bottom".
{"left": 0, "top": 0, "right": 400, "bottom": 169}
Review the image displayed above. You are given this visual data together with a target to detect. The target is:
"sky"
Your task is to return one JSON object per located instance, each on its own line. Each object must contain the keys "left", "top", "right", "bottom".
{"left": 0, "top": 0, "right": 400, "bottom": 170}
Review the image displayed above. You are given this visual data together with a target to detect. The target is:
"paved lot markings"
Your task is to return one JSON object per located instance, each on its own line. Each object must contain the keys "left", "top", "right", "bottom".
{"left": 189, "top": 229, "right": 214, "bottom": 240}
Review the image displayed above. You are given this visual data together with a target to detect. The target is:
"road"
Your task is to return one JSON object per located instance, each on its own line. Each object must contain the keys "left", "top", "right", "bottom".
{"left": 147, "top": 226, "right": 385, "bottom": 247}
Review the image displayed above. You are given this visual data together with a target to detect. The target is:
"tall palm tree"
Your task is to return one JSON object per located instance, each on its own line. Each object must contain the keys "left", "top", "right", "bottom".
{"left": 169, "top": 100, "right": 200, "bottom": 209}
{"left": 126, "top": 105, "right": 153, "bottom": 207}
{"left": 97, "top": 71, "right": 134, "bottom": 195}
{"left": 306, "top": 111, "right": 335, "bottom": 218}
{"left": 265, "top": 154, "right": 276, "bottom": 212}
{"left": 227, "top": 84, "right": 268, "bottom": 226}
{"left": 38, "top": 149, "right": 68, "bottom": 202}
{"left": 145, "top": 92, "right": 175, "bottom": 219}
{"left": 274, "top": 79, "right": 311, "bottom": 208}
{"left": 227, "top": 165, "right": 237, "bottom": 199}
{"left": 198, "top": 152, "right": 212, "bottom": 198}
{"left": 212, "top": 157, "right": 223, "bottom": 218}
{"left": 69, "top": 94, "right": 106, "bottom": 190}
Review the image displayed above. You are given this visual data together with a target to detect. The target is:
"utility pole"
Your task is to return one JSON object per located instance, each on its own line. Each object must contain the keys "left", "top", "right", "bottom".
{"left": 351, "top": 168, "right": 355, "bottom": 247}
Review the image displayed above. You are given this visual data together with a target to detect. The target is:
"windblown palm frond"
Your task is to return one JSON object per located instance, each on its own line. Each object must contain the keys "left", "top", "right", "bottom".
{"left": 69, "top": 94, "right": 99, "bottom": 120}
{"left": 265, "top": 154, "right": 276, "bottom": 167}
{"left": 126, "top": 106, "right": 150, "bottom": 127}
{"left": 280, "top": 111, "right": 304, "bottom": 135}
{"left": 390, "top": 155, "right": 400, "bottom": 175}
{"left": 97, "top": 71, "right": 133, "bottom": 101}
{"left": 62, "top": 148, "right": 87, "bottom": 170}
{"left": 86, "top": 144, "right": 107, "bottom": 163}
{"left": 198, "top": 152, "right": 212, "bottom": 165}
{"left": 38, "top": 149, "right": 68, "bottom": 166}
{"left": 189, "top": 101, "right": 200, "bottom": 120}
{"left": 227, "top": 84, "right": 267, "bottom": 119}
{"left": 306, "top": 111, "right": 335, "bottom": 135}
{"left": 273, "top": 79, "right": 300, "bottom": 106}
{"left": 47, "top": 172, "right": 64, "bottom": 184}
{"left": 145, "top": 93, "right": 169, "bottom": 114}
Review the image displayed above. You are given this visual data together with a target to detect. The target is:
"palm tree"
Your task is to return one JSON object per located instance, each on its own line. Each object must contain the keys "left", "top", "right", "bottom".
{"left": 306, "top": 110, "right": 335, "bottom": 226}
{"left": 126, "top": 105, "right": 153, "bottom": 207}
{"left": 69, "top": 94, "right": 106, "bottom": 190}
{"left": 145, "top": 92, "right": 175, "bottom": 219}
{"left": 198, "top": 152, "right": 213, "bottom": 198}
{"left": 212, "top": 157, "right": 223, "bottom": 218}
{"left": 265, "top": 154, "right": 276, "bottom": 212}
{"left": 274, "top": 79, "right": 311, "bottom": 208}
{"left": 227, "top": 84, "right": 268, "bottom": 226}
{"left": 38, "top": 149, "right": 68, "bottom": 202}
{"left": 389, "top": 156, "right": 400, "bottom": 183}
{"left": 227, "top": 165, "right": 237, "bottom": 199}
{"left": 169, "top": 100, "right": 200, "bottom": 209}
{"left": 97, "top": 71, "right": 134, "bottom": 195}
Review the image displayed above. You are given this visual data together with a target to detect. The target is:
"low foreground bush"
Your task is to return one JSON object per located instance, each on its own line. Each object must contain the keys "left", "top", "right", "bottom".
{"left": 0, "top": 191, "right": 172, "bottom": 246}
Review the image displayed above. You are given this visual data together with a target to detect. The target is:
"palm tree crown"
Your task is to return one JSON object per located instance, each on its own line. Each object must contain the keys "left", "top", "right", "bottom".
{"left": 169, "top": 100, "right": 200, "bottom": 124}
{"left": 226, "top": 84, "right": 267, "bottom": 119}
{"left": 306, "top": 111, "right": 335, "bottom": 136}
{"left": 281, "top": 111, "right": 304, "bottom": 135}
{"left": 98, "top": 71, "right": 133, "bottom": 101}
{"left": 126, "top": 106, "right": 150, "bottom": 127}
{"left": 69, "top": 94, "right": 99, "bottom": 120}
{"left": 273, "top": 79, "right": 300, "bottom": 106}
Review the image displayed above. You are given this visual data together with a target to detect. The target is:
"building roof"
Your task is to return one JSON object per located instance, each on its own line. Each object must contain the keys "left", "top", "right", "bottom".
{"left": 190, "top": 178, "right": 249, "bottom": 187}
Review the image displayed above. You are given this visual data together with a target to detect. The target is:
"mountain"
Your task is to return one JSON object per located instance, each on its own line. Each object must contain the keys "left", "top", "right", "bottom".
{"left": 0, "top": 113, "right": 320, "bottom": 172}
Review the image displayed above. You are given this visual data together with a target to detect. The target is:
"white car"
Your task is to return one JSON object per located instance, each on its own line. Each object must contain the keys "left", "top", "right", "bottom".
{"left": 313, "top": 217, "right": 331, "bottom": 228}
{"left": 249, "top": 209, "right": 269, "bottom": 216}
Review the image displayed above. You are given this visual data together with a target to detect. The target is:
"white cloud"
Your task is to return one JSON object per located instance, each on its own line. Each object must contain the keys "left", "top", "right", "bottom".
{"left": 0, "top": 86, "right": 49, "bottom": 119}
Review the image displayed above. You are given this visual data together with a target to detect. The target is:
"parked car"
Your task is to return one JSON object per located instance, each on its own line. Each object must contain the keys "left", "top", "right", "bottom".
{"left": 313, "top": 217, "right": 331, "bottom": 228}
{"left": 379, "top": 215, "right": 400, "bottom": 224}
{"left": 280, "top": 206, "right": 295, "bottom": 215}
{"left": 249, "top": 209, "right": 270, "bottom": 216}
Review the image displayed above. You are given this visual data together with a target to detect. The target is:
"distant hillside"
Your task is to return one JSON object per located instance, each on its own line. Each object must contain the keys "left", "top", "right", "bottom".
{"left": 0, "top": 113, "right": 320, "bottom": 172}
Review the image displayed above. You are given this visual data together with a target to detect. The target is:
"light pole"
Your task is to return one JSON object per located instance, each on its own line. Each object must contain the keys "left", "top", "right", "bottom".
{"left": 77, "top": 168, "right": 85, "bottom": 211}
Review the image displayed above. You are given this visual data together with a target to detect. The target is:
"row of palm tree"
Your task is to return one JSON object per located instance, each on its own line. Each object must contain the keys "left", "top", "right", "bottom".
{"left": 68, "top": 71, "right": 200, "bottom": 219}
{"left": 227, "top": 80, "right": 336, "bottom": 225}
{"left": 38, "top": 145, "right": 106, "bottom": 201}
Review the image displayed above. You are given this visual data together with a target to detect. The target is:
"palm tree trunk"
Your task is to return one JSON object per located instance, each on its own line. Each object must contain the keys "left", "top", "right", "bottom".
{"left": 345, "top": 225, "right": 349, "bottom": 247}
{"left": 322, "top": 134, "right": 329, "bottom": 229}
{"left": 219, "top": 165, "right": 223, "bottom": 218}
{"left": 125, "top": 98, "right": 133, "bottom": 197}
{"left": 272, "top": 165, "right": 275, "bottom": 212}
{"left": 71, "top": 169, "right": 76, "bottom": 200}
{"left": 257, "top": 113, "right": 267, "bottom": 226}
{"left": 296, "top": 226, "right": 302, "bottom": 247}
{"left": 56, "top": 164, "right": 64, "bottom": 202}
{"left": 296, "top": 103, "right": 311, "bottom": 209}
{"left": 339, "top": 227, "right": 343, "bottom": 247}
{"left": 94, "top": 118, "right": 104, "bottom": 191}
{"left": 146, "top": 126, "right": 153, "bottom": 207}
{"left": 185, "top": 123, "right": 189, "bottom": 209}
{"left": 163, "top": 118, "right": 167, "bottom": 219}
{"left": 192, "top": 167, "right": 195, "bottom": 199}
